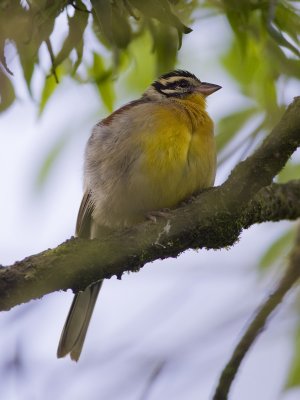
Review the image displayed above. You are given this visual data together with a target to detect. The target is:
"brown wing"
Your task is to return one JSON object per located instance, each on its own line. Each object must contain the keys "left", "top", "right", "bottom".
{"left": 75, "top": 191, "right": 94, "bottom": 238}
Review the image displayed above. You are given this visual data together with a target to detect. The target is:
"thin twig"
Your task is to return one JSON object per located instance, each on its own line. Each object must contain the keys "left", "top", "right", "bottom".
{"left": 212, "top": 224, "right": 300, "bottom": 400}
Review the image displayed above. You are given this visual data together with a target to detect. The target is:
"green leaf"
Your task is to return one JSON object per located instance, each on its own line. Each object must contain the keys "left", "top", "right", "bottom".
{"left": 216, "top": 107, "right": 257, "bottom": 152}
{"left": 92, "top": 0, "right": 132, "bottom": 49}
{"left": 260, "top": 228, "right": 295, "bottom": 270}
{"left": 265, "top": 42, "right": 300, "bottom": 80}
{"left": 0, "top": 39, "right": 13, "bottom": 75}
{"left": 16, "top": 3, "right": 57, "bottom": 92}
{"left": 90, "top": 53, "right": 115, "bottom": 112}
{"left": 149, "top": 22, "right": 178, "bottom": 75}
{"left": 0, "top": 70, "right": 15, "bottom": 112}
{"left": 286, "top": 323, "right": 300, "bottom": 389}
{"left": 55, "top": 1, "right": 89, "bottom": 68}
{"left": 275, "top": 3, "right": 300, "bottom": 46}
{"left": 129, "top": 0, "right": 192, "bottom": 34}
{"left": 91, "top": 0, "right": 114, "bottom": 47}
{"left": 222, "top": 37, "right": 280, "bottom": 114}
{"left": 110, "top": 2, "right": 132, "bottom": 49}
{"left": 35, "top": 134, "right": 69, "bottom": 189}
{"left": 39, "top": 66, "right": 64, "bottom": 115}
{"left": 17, "top": 43, "right": 36, "bottom": 92}
{"left": 222, "top": 39, "right": 258, "bottom": 89}
{"left": 222, "top": 0, "right": 251, "bottom": 52}
{"left": 266, "top": 21, "right": 300, "bottom": 58}
{"left": 124, "top": 31, "right": 156, "bottom": 93}
{"left": 72, "top": 39, "right": 84, "bottom": 75}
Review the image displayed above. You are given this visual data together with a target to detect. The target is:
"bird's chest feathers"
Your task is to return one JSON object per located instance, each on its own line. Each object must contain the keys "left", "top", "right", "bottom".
{"left": 140, "top": 101, "right": 215, "bottom": 199}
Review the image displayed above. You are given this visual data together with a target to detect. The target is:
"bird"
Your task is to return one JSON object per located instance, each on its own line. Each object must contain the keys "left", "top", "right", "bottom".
{"left": 57, "top": 69, "right": 221, "bottom": 361}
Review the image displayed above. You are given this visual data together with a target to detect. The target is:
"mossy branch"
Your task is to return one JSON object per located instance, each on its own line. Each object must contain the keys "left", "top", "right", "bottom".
{"left": 0, "top": 97, "right": 300, "bottom": 312}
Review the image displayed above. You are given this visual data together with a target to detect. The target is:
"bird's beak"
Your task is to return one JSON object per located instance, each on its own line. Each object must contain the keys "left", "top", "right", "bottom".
{"left": 196, "top": 82, "right": 222, "bottom": 96}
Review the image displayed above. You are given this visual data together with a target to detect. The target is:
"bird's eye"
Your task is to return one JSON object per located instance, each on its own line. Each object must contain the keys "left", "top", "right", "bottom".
{"left": 178, "top": 80, "right": 189, "bottom": 88}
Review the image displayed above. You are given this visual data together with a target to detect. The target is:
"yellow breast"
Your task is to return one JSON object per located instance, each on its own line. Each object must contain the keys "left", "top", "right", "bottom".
{"left": 139, "top": 94, "right": 216, "bottom": 209}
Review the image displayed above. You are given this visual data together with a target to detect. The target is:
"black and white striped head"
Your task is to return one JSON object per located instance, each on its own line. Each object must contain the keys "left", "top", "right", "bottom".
{"left": 144, "top": 70, "right": 221, "bottom": 100}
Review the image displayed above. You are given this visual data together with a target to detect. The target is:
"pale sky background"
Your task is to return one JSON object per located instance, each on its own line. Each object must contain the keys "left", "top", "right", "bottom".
{"left": 0, "top": 7, "right": 300, "bottom": 400}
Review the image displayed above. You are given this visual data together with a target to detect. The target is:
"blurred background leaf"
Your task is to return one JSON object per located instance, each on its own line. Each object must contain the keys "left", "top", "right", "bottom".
{"left": 286, "top": 322, "right": 300, "bottom": 389}
{"left": 259, "top": 227, "right": 296, "bottom": 271}
{"left": 0, "top": 0, "right": 194, "bottom": 114}
{"left": 88, "top": 53, "right": 115, "bottom": 112}
{"left": 35, "top": 133, "right": 69, "bottom": 190}
{"left": 0, "top": 70, "right": 15, "bottom": 111}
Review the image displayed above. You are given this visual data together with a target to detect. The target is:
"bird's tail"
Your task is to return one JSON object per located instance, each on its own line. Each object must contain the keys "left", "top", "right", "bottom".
{"left": 57, "top": 281, "right": 103, "bottom": 361}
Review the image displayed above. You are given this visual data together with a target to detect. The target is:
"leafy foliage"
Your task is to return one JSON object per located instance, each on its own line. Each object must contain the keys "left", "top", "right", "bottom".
{"left": 214, "top": 0, "right": 300, "bottom": 165}
{"left": 0, "top": 0, "right": 194, "bottom": 113}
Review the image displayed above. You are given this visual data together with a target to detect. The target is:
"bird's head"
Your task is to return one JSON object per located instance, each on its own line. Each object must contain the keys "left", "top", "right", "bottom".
{"left": 144, "top": 70, "right": 221, "bottom": 101}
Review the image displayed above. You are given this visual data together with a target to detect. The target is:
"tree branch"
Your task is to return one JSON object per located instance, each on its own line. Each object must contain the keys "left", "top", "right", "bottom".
{"left": 212, "top": 223, "right": 300, "bottom": 400}
{"left": 242, "top": 180, "right": 300, "bottom": 227}
{"left": 0, "top": 97, "right": 300, "bottom": 311}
